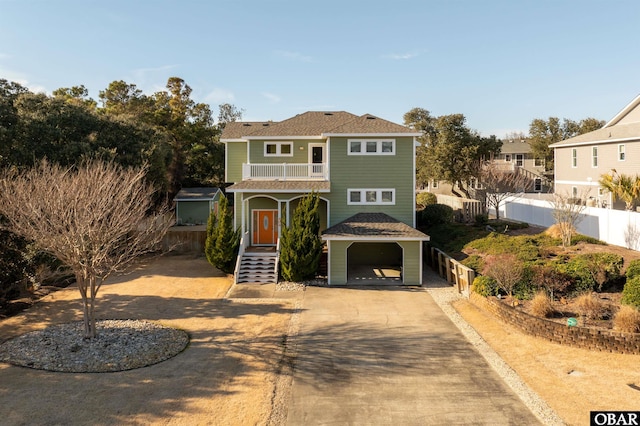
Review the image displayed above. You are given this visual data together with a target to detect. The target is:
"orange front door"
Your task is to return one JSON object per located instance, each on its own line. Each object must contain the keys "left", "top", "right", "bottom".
{"left": 253, "top": 210, "right": 278, "bottom": 245}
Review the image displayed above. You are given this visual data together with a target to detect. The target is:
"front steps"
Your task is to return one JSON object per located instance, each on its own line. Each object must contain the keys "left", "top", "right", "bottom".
{"left": 236, "top": 251, "right": 277, "bottom": 284}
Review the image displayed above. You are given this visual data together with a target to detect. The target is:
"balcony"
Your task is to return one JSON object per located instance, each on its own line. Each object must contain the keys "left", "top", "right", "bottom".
{"left": 242, "top": 163, "right": 328, "bottom": 181}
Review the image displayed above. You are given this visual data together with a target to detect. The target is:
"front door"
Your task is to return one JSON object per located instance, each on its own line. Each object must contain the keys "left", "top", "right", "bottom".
{"left": 252, "top": 210, "right": 278, "bottom": 245}
{"left": 309, "top": 144, "right": 325, "bottom": 177}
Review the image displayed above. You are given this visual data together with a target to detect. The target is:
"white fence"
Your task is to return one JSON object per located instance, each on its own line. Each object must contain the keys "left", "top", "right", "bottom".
{"left": 494, "top": 194, "right": 640, "bottom": 250}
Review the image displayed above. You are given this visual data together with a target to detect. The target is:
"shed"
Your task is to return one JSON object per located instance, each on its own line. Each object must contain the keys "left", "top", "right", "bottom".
{"left": 173, "top": 187, "right": 222, "bottom": 225}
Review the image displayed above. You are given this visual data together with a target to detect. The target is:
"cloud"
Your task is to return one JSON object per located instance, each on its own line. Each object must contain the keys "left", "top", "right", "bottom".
{"left": 262, "top": 92, "right": 281, "bottom": 103}
{"left": 205, "top": 88, "right": 236, "bottom": 104}
{"left": 0, "top": 65, "right": 47, "bottom": 93}
{"left": 274, "top": 50, "right": 313, "bottom": 63}
{"left": 384, "top": 51, "right": 421, "bottom": 60}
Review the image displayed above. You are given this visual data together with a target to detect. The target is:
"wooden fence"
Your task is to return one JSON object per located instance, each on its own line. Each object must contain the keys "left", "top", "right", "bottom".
{"left": 427, "top": 246, "right": 475, "bottom": 296}
{"left": 163, "top": 226, "right": 207, "bottom": 254}
{"left": 435, "top": 194, "right": 484, "bottom": 223}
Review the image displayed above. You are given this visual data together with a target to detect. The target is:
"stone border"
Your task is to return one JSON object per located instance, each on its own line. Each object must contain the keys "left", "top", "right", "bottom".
{"left": 470, "top": 293, "right": 640, "bottom": 355}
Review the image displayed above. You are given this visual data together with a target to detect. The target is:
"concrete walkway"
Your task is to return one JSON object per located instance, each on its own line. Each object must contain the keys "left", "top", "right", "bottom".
{"left": 286, "top": 285, "right": 542, "bottom": 425}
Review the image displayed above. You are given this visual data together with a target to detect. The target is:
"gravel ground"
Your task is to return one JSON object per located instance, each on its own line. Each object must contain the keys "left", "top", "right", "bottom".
{"left": 0, "top": 319, "right": 189, "bottom": 373}
{"left": 425, "top": 282, "right": 565, "bottom": 426}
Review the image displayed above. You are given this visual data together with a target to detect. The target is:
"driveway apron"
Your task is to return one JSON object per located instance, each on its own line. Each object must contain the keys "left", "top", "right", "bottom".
{"left": 286, "top": 286, "right": 541, "bottom": 425}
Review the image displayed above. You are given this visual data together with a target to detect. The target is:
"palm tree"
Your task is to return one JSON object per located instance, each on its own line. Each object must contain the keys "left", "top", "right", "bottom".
{"left": 599, "top": 169, "right": 640, "bottom": 211}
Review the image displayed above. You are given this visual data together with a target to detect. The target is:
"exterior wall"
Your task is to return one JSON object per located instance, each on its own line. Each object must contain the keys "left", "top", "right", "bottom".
{"left": 617, "top": 108, "right": 640, "bottom": 125}
{"left": 554, "top": 140, "right": 640, "bottom": 201}
{"left": 225, "top": 142, "right": 247, "bottom": 182}
{"left": 327, "top": 240, "right": 349, "bottom": 285}
{"left": 248, "top": 139, "right": 324, "bottom": 163}
{"left": 328, "top": 136, "right": 415, "bottom": 226}
{"left": 176, "top": 200, "right": 213, "bottom": 225}
{"left": 397, "top": 240, "right": 422, "bottom": 285}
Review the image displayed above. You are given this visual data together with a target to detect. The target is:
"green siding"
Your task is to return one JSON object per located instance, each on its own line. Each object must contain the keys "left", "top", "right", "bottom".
{"left": 328, "top": 240, "right": 350, "bottom": 285}
{"left": 226, "top": 142, "right": 247, "bottom": 182}
{"left": 249, "top": 140, "right": 324, "bottom": 163}
{"left": 398, "top": 240, "right": 422, "bottom": 285}
{"left": 176, "top": 201, "right": 213, "bottom": 225}
{"left": 328, "top": 136, "right": 414, "bottom": 226}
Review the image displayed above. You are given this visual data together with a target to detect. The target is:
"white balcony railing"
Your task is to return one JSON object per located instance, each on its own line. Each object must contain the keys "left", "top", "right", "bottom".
{"left": 242, "top": 163, "right": 327, "bottom": 181}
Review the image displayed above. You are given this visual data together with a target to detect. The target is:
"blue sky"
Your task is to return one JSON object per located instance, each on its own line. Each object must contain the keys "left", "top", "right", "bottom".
{"left": 1, "top": 0, "right": 639, "bottom": 137}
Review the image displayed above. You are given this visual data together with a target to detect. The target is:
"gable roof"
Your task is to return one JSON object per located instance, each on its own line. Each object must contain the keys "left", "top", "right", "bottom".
{"left": 605, "top": 93, "right": 640, "bottom": 127}
{"left": 322, "top": 212, "right": 430, "bottom": 241}
{"left": 174, "top": 187, "right": 221, "bottom": 201}
{"left": 220, "top": 111, "right": 420, "bottom": 141}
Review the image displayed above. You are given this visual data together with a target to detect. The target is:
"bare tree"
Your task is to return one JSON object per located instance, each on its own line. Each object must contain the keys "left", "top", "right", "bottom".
{"left": 549, "top": 190, "right": 589, "bottom": 248}
{"left": 482, "top": 254, "right": 523, "bottom": 299}
{"left": 0, "top": 161, "right": 172, "bottom": 338}
{"left": 479, "top": 160, "right": 531, "bottom": 220}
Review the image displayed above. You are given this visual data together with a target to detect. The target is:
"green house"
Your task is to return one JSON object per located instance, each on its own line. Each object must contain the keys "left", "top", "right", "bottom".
{"left": 221, "top": 111, "right": 430, "bottom": 285}
{"left": 173, "top": 187, "right": 222, "bottom": 226}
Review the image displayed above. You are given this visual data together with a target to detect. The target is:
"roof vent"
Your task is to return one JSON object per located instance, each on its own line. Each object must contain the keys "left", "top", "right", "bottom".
{"left": 262, "top": 123, "right": 269, "bottom": 126}
{"left": 365, "top": 115, "right": 376, "bottom": 120}
{"left": 242, "top": 123, "right": 251, "bottom": 126}
{"left": 324, "top": 112, "right": 333, "bottom": 116}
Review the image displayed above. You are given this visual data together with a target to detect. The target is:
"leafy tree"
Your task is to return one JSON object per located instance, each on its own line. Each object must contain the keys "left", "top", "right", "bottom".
{"left": 599, "top": 170, "right": 640, "bottom": 211}
{"left": 406, "top": 109, "right": 500, "bottom": 197}
{"left": 0, "top": 161, "right": 172, "bottom": 338}
{"left": 52, "top": 85, "right": 97, "bottom": 109}
{"left": 529, "top": 117, "right": 604, "bottom": 172}
{"left": 0, "top": 79, "right": 30, "bottom": 166}
{"left": 280, "top": 192, "right": 323, "bottom": 282}
{"left": 205, "top": 195, "right": 240, "bottom": 274}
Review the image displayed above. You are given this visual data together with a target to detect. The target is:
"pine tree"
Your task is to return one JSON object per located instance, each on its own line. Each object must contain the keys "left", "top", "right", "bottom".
{"left": 279, "top": 192, "right": 322, "bottom": 282}
{"left": 205, "top": 195, "right": 239, "bottom": 273}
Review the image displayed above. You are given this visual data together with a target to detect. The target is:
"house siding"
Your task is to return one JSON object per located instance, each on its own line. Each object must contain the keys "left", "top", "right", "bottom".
{"left": 249, "top": 139, "right": 324, "bottom": 163}
{"left": 328, "top": 240, "right": 349, "bottom": 285}
{"left": 225, "top": 142, "right": 247, "bottom": 182}
{"left": 328, "top": 136, "right": 415, "bottom": 226}
{"left": 398, "top": 240, "right": 422, "bottom": 284}
{"left": 176, "top": 201, "right": 213, "bottom": 225}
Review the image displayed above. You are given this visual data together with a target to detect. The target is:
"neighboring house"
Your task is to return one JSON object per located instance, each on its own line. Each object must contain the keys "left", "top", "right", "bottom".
{"left": 550, "top": 94, "right": 640, "bottom": 209}
{"left": 221, "top": 111, "right": 429, "bottom": 285}
{"left": 422, "top": 138, "right": 550, "bottom": 197}
{"left": 173, "top": 187, "right": 222, "bottom": 225}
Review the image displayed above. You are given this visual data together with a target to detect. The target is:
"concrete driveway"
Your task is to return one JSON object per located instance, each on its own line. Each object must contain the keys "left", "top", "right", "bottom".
{"left": 286, "top": 285, "right": 541, "bottom": 425}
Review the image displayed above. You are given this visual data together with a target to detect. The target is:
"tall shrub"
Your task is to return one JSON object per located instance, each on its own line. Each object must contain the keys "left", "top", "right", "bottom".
{"left": 280, "top": 192, "right": 322, "bottom": 282}
{"left": 622, "top": 276, "right": 640, "bottom": 310}
{"left": 205, "top": 195, "right": 240, "bottom": 274}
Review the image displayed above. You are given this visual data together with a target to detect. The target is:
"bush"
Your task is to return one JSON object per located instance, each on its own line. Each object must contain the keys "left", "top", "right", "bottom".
{"left": 570, "top": 234, "right": 606, "bottom": 245}
{"left": 461, "top": 255, "right": 484, "bottom": 273}
{"left": 205, "top": 196, "right": 240, "bottom": 274}
{"left": 626, "top": 259, "right": 640, "bottom": 280}
{"left": 420, "top": 204, "right": 453, "bottom": 227}
{"left": 613, "top": 305, "right": 640, "bottom": 333}
{"left": 474, "top": 214, "right": 488, "bottom": 226}
{"left": 416, "top": 192, "right": 437, "bottom": 208}
{"left": 482, "top": 254, "right": 524, "bottom": 297}
{"left": 622, "top": 275, "right": 640, "bottom": 309}
{"left": 574, "top": 293, "right": 606, "bottom": 321}
{"left": 471, "top": 275, "right": 498, "bottom": 297}
{"left": 532, "top": 264, "right": 573, "bottom": 301}
{"left": 464, "top": 233, "right": 546, "bottom": 262}
{"left": 530, "top": 291, "right": 554, "bottom": 318}
{"left": 559, "top": 253, "right": 623, "bottom": 293}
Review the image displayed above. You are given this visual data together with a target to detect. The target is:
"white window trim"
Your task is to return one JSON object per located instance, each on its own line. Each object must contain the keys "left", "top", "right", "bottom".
{"left": 347, "top": 188, "right": 395, "bottom": 205}
{"left": 571, "top": 148, "right": 577, "bottom": 168}
{"left": 264, "top": 141, "right": 294, "bottom": 157}
{"left": 619, "top": 144, "right": 626, "bottom": 161}
{"left": 347, "top": 139, "right": 395, "bottom": 155}
{"left": 592, "top": 146, "right": 598, "bottom": 168}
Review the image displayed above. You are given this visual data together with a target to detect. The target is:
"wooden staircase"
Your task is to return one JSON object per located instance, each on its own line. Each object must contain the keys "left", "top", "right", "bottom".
{"left": 236, "top": 251, "right": 278, "bottom": 284}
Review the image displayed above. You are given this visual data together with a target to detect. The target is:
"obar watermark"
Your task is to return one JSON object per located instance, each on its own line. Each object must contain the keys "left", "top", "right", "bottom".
{"left": 591, "top": 412, "right": 640, "bottom": 426}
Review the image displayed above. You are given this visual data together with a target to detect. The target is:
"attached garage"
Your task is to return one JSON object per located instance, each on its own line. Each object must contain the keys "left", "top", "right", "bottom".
{"left": 322, "top": 213, "right": 430, "bottom": 286}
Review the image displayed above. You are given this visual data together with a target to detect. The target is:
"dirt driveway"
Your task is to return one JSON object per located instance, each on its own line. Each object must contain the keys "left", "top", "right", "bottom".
{"left": 0, "top": 254, "right": 297, "bottom": 425}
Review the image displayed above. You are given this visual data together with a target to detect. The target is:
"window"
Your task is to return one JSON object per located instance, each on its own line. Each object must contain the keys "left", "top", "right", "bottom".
{"left": 347, "top": 189, "right": 395, "bottom": 205}
{"left": 571, "top": 148, "right": 577, "bottom": 168}
{"left": 534, "top": 157, "right": 545, "bottom": 167}
{"left": 534, "top": 178, "right": 542, "bottom": 192}
{"left": 504, "top": 154, "right": 511, "bottom": 162}
{"left": 431, "top": 180, "right": 438, "bottom": 189}
{"left": 264, "top": 141, "right": 293, "bottom": 157}
{"left": 515, "top": 154, "right": 524, "bottom": 167}
{"left": 592, "top": 146, "right": 598, "bottom": 168}
{"left": 348, "top": 139, "right": 395, "bottom": 155}
{"left": 572, "top": 186, "right": 578, "bottom": 198}
{"left": 619, "top": 144, "right": 626, "bottom": 161}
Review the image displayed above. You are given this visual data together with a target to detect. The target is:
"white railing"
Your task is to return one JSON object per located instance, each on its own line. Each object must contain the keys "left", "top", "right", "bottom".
{"left": 242, "top": 163, "right": 327, "bottom": 180}
{"left": 234, "top": 231, "right": 251, "bottom": 284}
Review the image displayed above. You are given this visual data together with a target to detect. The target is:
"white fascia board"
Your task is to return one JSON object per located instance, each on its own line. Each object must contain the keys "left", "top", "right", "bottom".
{"left": 605, "top": 93, "right": 640, "bottom": 127}
{"left": 322, "top": 132, "right": 423, "bottom": 137}
{"left": 245, "top": 135, "right": 325, "bottom": 140}
{"left": 549, "top": 136, "right": 640, "bottom": 148}
{"left": 221, "top": 138, "right": 247, "bottom": 143}
{"left": 226, "top": 188, "right": 331, "bottom": 193}
{"left": 321, "top": 236, "right": 430, "bottom": 242}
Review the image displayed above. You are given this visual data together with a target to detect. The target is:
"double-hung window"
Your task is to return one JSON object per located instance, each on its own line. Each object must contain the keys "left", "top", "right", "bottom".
{"left": 264, "top": 141, "right": 293, "bottom": 157}
{"left": 571, "top": 148, "right": 577, "bottom": 168}
{"left": 619, "top": 144, "right": 626, "bottom": 161}
{"left": 348, "top": 139, "right": 395, "bottom": 155}
{"left": 348, "top": 189, "right": 395, "bottom": 205}
{"left": 592, "top": 146, "right": 598, "bottom": 168}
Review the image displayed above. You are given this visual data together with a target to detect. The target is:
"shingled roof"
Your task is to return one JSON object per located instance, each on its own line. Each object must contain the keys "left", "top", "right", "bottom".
{"left": 221, "top": 111, "right": 419, "bottom": 140}
{"left": 549, "top": 121, "right": 640, "bottom": 148}
{"left": 322, "top": 213, "right": 430, "bottom": 241}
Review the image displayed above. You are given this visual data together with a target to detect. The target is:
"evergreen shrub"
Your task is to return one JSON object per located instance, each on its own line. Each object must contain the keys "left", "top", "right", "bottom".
{"left": 205, "top": 196, "right": 240, "bottom": 274}
{"left": 622, "top": 275, "right": 640, "bottom": 310}
{"left": 472, "top": 275, "right": 498, "bottom": 297}
{"left": 416, "top": 192, "right": 437, "bottom": 208}
{"left": 420, "top": 204, "right": 453, "bottom": 227}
